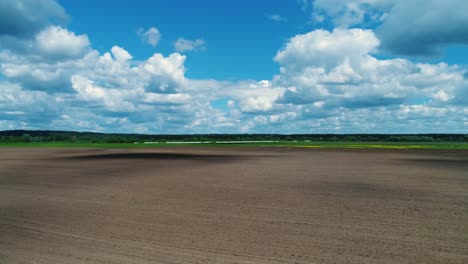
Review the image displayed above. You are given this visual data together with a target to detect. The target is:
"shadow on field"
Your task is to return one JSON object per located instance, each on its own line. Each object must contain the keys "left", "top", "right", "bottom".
{"left": 60, "top": 152, "right": 250, "bottom": 161}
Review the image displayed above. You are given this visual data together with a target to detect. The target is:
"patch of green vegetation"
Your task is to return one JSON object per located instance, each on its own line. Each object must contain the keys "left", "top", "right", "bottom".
{"left": 244, "top": 141, "right": 468, "bottom": 149}
{"left": 0, "top": 141, "right": 467, "bottom": 150}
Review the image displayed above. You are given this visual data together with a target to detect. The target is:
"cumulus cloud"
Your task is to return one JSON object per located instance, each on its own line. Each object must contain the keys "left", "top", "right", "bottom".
{"left": 0, "top": 0, "right": 75, "bottom": 60}
{"left": 0, "top": 81, "right": 66, "bottom": 127}
{"left": 272, "top": 28, "right": 467, "bottom": 112}
{"left": 137, "top": 27, "right": 161, "bottom": 47}
{"left": 1, "top": 25, "right": 467, "bottom": 133}
{"left": 0, "top": 0, "right": 68, "bottom": 37}
{"left": 307, "top": 0, "right": 468, "bottom": 56}
{"left": 141, "top": 53, "right": 187, "bottom": 93}
{"left": 275, "top": 28, "right": 379, "bottom": 70}
{"left": 0, "top": 0, "right": 467, "bottom": 133}
{"left": 35, "top": 26, "right": 90, "bottom": 59}
{"left": 0, "top": 43, "right": 195, "bottom": 131}
{"left": 217, "top": 80, "right": 285, "bottom": 114}
{"left": 110, "top": 46, "right": 132, "bottom": 63}
{"left": 174, "top": 38, "right": 206, "bottom": 52}
{"left": 0, "top": 48, "right": 99, "bottom": 92}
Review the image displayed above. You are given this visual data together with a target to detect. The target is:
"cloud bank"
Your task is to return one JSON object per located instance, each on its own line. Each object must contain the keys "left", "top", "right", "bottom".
{"left": 309, "top": 0, "right": 468, "bottom": 56}
{"left": 0, "top": 0, "right": 466, "bottom": 133}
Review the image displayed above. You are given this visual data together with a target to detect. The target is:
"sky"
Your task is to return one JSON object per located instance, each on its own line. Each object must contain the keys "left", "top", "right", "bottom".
{"left": 0, "top": 0, "right": 467, "bottom": 134}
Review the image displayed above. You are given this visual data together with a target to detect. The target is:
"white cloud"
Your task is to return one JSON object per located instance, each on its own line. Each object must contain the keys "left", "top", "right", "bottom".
{"left": 174, "top": 38, "right": 206, "bottom": 52}
{"left": 138, "top": 27, "right": 161, "bottom": 47}
{"left": 111, "top": 46, "right": 132, "bottom": 63}
{"left": 0, "top": 1, "right": 467, "bottom": 133}
{"left": 0, "top": 48, "right": 98, "bottom": 92}
{"left": 236, "top": 82, "right": 284, "bottom": 114}
{"left": 273, "top": 28, "right": 467, "bottom": 112}
{"left": 35, "top": 26, "right": 90, "bottom": 59}
{"left": 242, "top": 96, "right": 274, "bottom": 112}
{"left": 140, "top": 53, "right": 187, "bottom": 93}
{"left": 307, "top": 0, "right": 468, "bottom": 56}
{"left": 275, "top": 28, "right": 379, "bottom": 70}
{"left": 0, "top": 81, "right": 65, "bottom": 126}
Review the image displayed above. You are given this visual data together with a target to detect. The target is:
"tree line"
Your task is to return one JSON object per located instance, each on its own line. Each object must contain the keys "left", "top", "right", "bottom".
{"left": 0, "top": 130, "right": 466, "bottom": 143}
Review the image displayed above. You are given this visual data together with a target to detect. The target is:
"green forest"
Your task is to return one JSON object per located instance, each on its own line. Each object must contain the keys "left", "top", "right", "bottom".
{"left": 1, "top": 130, "right": 466, "bottom": 143}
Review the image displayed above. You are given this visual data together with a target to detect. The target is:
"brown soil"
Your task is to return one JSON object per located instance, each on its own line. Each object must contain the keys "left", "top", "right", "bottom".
{"left": 1, "top": 147, "right": 467, "bottom": 263}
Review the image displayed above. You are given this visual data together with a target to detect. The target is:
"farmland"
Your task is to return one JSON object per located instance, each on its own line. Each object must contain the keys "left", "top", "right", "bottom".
{"left": 1, "top": 147, "right": 467, "bottom": 263}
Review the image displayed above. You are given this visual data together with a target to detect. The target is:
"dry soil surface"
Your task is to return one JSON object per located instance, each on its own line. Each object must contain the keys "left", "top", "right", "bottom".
{"left": 0, "top": 147, "right": 467, "bottom": 264}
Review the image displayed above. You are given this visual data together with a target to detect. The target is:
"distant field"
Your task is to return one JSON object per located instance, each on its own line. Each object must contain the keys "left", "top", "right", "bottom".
{"left": 0, "top": 141, "right": 467, "bottom": 149}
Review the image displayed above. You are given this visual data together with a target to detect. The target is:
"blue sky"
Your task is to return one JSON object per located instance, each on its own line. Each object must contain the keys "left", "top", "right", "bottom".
{"left": 0, "top": 0, "right": 467, "bottom": 133}
{"left": 63, "top": 0, "right": 307, "bottom": 80}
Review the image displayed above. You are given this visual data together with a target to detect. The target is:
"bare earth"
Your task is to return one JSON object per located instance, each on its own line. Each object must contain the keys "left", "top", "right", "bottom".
{"left": 0, "top": 147, "right": 467, "bottom": 264}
